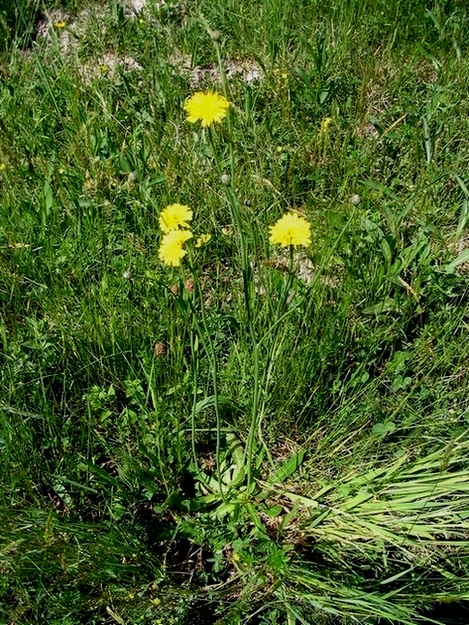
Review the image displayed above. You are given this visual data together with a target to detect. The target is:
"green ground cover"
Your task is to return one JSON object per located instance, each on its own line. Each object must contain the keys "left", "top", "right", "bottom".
{"left": 2, "top": 0, "right": 469, "bottom": 623}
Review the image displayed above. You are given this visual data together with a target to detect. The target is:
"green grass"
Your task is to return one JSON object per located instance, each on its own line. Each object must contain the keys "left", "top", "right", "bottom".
{"left": 2, "top": 0, "right": 469, "bottom": 623}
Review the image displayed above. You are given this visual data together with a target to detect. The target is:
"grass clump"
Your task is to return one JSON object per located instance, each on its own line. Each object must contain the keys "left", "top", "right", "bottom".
{"left": 2, "top": 0, "right": 469, "bottom": 623}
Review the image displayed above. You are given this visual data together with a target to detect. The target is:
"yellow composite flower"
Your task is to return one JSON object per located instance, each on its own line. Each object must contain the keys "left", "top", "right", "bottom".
{"left": 184, "top": 91, "right": 230, "bottom": 127}
{"left": 159, "top": 203, "right": 193, "bottom": 232}
{"left": 195, "top": 233, "right": 212, "bottom": 248}
{"left": 269, "top": 213, "right": 312, "bottom": 248}
{"left": 320, "top": 117, "right": 333, "bottom": 135}
{"left": 54, "top": 20, "right": 67, "bottom": 28}
{"left": 158, "top": 229, "right": 193, "bottom": 267}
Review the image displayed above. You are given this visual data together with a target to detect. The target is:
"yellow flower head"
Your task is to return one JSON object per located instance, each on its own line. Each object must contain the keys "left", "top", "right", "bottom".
{"left": 158, "top": 229, "right": 193, "bottom": 267}
{"left": 320, "top": 117, "right": 333, "bottom": 135}
{"left": 184, "top": 91, "right": 230, "bottom": 127}
{"left": 54, "top": 20, "right": 67, "bottom": 28}
{"left": 195, "top": 233, "right": 212, "bottom": 248}
{"left": 269, "top": 213, "right": 311, "bottom": 248}
{"left": 159, "top": 203, "right": 193, "bottom": 232}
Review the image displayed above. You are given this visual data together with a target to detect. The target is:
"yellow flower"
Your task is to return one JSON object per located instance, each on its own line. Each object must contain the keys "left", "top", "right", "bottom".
{"left": 184, "top": 91, "right": 230, "bottom": 127}
{"left": 269, "top": 213, "right": 311, "bottom": 248}
{"left": 195, "top": 233, "right": 211, "bottom": 247}
{"left": 320, "top": 117, "right": 333, "bottom": 135}
{"left": 54, "top": 21, "right": 67, "bottom": 28}
{"left": 158, "top": 230, "right": 193, "bottom": 267}
{"left": 0, "top": 163, "right": 5, "bottom": 171}
{"left": 159, "top": 203, "right": 193, "bottom": 232}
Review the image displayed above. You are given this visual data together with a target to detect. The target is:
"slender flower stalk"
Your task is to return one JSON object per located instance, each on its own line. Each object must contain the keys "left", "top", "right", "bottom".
{"left": 185, "top": 256, "right": 225, "bottom": 499}
{"left": 201, "top": 14, "right": 235, "bottom": 179}
{"left": 203, "top": 34, "right": 261, "bottom": 491}
{"left": 189, "top": 327, "right": 202, "bottom": 482}
{"left": 206, "top": 129, "right": 260, "bottom": 490}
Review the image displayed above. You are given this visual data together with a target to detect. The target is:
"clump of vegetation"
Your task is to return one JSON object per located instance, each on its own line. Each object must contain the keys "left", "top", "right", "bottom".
{"left": 2, "top": 1, "right": 469, "bottom": 623}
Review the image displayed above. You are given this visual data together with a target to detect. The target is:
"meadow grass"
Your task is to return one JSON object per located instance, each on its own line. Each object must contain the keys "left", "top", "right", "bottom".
{"left": 2, "top": 0, "right": 469, "bottom": 623}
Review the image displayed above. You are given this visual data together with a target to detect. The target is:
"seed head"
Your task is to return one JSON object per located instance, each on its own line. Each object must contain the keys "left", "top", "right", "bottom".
{"left": 185, "top": 278, "right": 195, "bottom": 292}
{"left": 154, "top": 342, "right": 166, "bottom": 357}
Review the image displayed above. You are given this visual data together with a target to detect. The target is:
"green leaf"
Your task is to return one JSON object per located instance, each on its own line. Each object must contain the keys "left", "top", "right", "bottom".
{"left": 282, "top": 492, "right": 319, "bottom": 509}
{"left": 294, "top": 66, "right": 312, "bottom": 89}
{"left": 211, "top": 502, "right": 236, "bottom": 520}
{"left": 79, "top": 460, "right": 121, "bottom": 488}
{"left": 53, "top": 476, "right": 98, "bottom": 494}
{"left": 372, "top": 421, "right": 396, "bottom": 437}
{"left": 225, "top": 433, "right": 245, "bottom": 488}
{"left": 363, "top": 297, "right": 400, "bottom": 315}
{"left": 267, "top": 449, "right": 306, "bottom": 485}
{"left": 265, "top": 504, "right": 283, "bottom": 517}
{"left": 443, "top": 248, "right": 469, "bottom": 273}
{"left": 194, "top": 395, "right": 240, "bottom": 414}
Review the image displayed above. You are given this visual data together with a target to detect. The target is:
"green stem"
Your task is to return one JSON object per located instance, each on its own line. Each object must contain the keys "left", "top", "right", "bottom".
{"left": 187, "top": 259, "right": 224, "bottom": 499}
{"left": 212, "top": 37, "right": 235, "bottom": 180}
{"left": 205, "top": 32, "right": 266, "bottom": 493}
{"left": 145, "top": 360, "right": 171, "bottom": 496}
{"left": 206, "top": 128, "right": 261, "bottom": 489}
{"left": 189, "top": 328, "right": 202, "bottom": 482}
{"left": 207, "top": 128, "right": 254, "bottom": 341}
{"left": 246, "top": 341, "right": 261, "bottom": 491}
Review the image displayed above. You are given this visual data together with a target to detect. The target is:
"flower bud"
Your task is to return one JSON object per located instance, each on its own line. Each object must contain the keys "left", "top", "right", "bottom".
{"left": 210, "top": 30, "right": 221, "bottom": 41}
{"left": 221, "top": 173, "right": 231, "bottom": 186}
